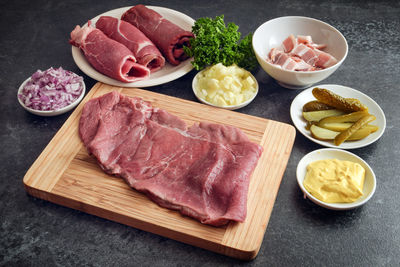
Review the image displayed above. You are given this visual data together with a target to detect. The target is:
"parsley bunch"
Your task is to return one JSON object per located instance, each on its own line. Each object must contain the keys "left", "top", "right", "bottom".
{"left": 183, "top": 15, "right": 258, "bottom": 71}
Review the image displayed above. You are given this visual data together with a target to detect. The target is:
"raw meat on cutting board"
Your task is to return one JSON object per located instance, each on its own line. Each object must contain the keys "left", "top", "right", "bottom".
{"left": 79, "top": 91, "right": 263, "bottom": 226}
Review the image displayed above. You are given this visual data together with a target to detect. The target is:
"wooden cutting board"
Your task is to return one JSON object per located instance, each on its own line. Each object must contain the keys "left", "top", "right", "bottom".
{"left": 23, "top": 82, "right": 296, "bottom": 260}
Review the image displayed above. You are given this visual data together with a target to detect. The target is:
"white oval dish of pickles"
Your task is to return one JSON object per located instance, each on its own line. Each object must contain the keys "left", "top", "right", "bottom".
{"left": 290, "top": 84, "right": 386, "bottom": 149}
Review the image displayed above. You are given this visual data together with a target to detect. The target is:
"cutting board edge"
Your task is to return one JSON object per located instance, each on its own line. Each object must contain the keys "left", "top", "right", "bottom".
{"left": 23, "top": 182, "right": 260, "bottom": 260}
{"left": 221, "top": 121, "right": 296, "bottom": 259}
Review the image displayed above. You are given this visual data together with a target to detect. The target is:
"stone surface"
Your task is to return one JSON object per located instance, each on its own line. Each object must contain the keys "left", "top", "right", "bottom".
{"left": 1, "top": 0, "right": 399, "bottom": 266}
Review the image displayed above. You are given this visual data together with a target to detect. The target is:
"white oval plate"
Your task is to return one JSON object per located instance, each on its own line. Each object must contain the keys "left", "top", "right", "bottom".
{"left": 192, "top": 69, "right": 259, "bottom": 110}
{"left": 71, "top": 6, "right": 195, "bottom": 87}
{"left": 17, "top": 77, "right": 86, "bottom": 116}
{"left": 296, "top": 148, "right": 376, "bottom": 210}
{"left": 290, "top": 84, "right": 386, "bottom": 149}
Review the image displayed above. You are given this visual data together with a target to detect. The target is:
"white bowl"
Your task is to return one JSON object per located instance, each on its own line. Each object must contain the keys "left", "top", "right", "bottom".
{"left": 252, "top": 16, "right": 348, "bottom": 89}
{"left": 17, "top": 77, "right": 86, "bottom": 116}
{"left": 192, "top": 69, "right": 259, "bottom": 110}
{"left": 296, "top": 148, "right": 376, "bottom": 210}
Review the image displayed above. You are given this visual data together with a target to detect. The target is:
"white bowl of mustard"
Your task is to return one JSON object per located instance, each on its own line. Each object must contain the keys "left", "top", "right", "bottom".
{"left": 296, "top": 148, "right": 376, "bottom": 210}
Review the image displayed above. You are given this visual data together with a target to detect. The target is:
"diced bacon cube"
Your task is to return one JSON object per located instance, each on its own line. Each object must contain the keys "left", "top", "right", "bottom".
{"left": 294, "top": 59, "right": 314, "bottom": 71}
{"left": 273, "top": 53, "right": 294, "bottom": 70}
{"left": 282, "top": 34, "right": 297, "bottom": 53}
{"left": 268, "top": 47, "right": 281, "bottom": 62}
{"left": 308, "top": 43, "right": 327, "bottom": 50}
{"left": 297, "top": 35, "right": 313, "bottom": 44}
{"left": 315, "top": 50, "right": 338, "bottom": 68}
{"left": 291, "top": 44, "right": 318, "bottom": 65}
{"left": 274, "top": 53, "right": 313, "bottom": 71}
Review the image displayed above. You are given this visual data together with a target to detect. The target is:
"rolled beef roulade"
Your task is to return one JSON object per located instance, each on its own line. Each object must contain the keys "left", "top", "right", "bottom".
{"left": 96, "top": 16, "right": 165, "bottom": 73}
{"left": 121, "top": 5, "right": 194, "bottom": 65}
{"left": 69, "top": 22, "right": 150, "bottom": 83}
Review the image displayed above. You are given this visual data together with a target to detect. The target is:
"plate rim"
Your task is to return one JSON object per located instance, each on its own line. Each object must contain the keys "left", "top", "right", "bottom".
{"left": 71, "top": 5, "right": 195, "bottom": 88}
{"left": 290, "top": 84, "right": 386, "bottom": 149}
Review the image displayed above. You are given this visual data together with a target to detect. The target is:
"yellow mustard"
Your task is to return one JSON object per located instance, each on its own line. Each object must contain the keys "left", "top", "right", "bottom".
{"left": 303, "top": 159, "right": 365, "bottom": 203}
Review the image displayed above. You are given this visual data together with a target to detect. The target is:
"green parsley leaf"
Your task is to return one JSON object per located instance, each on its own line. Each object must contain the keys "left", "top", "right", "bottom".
{"left": 183, "top": 15, "right": 258, "bottom": 71}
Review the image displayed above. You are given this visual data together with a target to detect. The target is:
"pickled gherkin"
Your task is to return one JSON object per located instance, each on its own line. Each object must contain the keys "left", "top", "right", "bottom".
{"left": 302, "top": 100, "right": 333, "bottom": 112}
{"left": 334, "top": 114, "right": 376, "bottom": 145}
{"left": 317, "top": 111, "right": 369, "bottom": 125}
{"left": 312, "top": 88, "right": 368, "bottom": 113}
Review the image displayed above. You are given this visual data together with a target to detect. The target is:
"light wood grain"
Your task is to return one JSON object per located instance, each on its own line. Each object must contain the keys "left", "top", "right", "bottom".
{"left": 23, "top": 82, "right": 296, "bottom": 260}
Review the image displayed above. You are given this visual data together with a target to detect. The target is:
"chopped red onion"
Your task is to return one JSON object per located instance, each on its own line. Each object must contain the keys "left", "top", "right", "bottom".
{"left": 18, "top": 67, "right": 84, "bottom": 111}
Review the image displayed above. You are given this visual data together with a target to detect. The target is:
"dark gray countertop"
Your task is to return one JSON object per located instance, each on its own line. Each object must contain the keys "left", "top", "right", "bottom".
{"left": 1, "top": 0, "right": 399, "bottom": 266}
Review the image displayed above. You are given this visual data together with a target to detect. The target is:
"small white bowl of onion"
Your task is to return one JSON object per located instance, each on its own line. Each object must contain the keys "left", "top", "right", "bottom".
{"left": 192, "top": 63, "right": 258, "bottom": 110}
{"left": 17, "top": 67, "right": 86, "bottom": 116}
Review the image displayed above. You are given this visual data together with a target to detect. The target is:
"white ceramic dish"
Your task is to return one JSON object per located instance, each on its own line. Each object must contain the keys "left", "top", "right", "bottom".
{"left": 296, "top": 148, "right": 376, "bottom": 210}
{"left": 290, "top": 84, "right": 386, "bottom": 149}
{"left": 71, "top": 6, "right": 195, "bottom": 88}
{"left": 17, "top": 77, "right": 86, "bottom": 116}
{"left": 252, "top": 16, "right": 348, "bottom": 89}
{"left": 192, "top": 70, "right": 259, "bottom": 110}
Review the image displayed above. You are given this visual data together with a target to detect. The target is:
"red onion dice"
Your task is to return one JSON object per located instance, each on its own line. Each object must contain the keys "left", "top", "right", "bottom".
{"left": 18, "top": 67, "right": 84, "bottom": 111}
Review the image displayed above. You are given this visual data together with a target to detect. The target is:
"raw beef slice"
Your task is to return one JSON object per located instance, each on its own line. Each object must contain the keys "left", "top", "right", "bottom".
{"left": 96, "top": 16, "right": 165, "bottom": 73}
{"left": 79, "top": 92, "right": 263, "bottom": 226}
{"left": 121, "top": 4, "right": 194, "bottom": 65}
{"left": 69, "top": 22, "right": 150, "bottom": 82}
